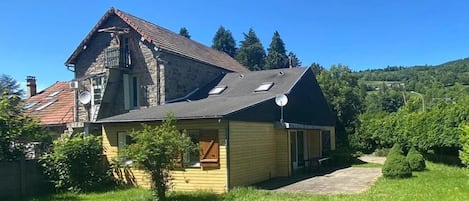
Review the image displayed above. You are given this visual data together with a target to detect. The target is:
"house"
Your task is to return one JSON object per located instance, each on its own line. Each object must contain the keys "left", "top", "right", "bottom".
{"left": 23, "top": 76, "right": 74, "bottom": 134}
{"left": 64, "top": 8, "right": 248, "bottom": 134}
{"left": 98, "top": 67, "right": 336, "bottom": 193}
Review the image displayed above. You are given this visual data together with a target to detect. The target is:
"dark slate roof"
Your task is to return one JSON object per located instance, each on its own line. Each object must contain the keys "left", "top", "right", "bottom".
{"left": 65, "top": 8, "right": 248, "bottom": 73}
{"left": 99, "top": 68, "right": 308, "bottom": 123}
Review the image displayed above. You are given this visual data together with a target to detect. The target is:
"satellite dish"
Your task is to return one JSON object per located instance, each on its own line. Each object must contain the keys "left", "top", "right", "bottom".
{"left": 275, "top": 94, "right": 288, "bottom": 107}
{"left": 79, "top": 91, "right": 91, "bottom": 104}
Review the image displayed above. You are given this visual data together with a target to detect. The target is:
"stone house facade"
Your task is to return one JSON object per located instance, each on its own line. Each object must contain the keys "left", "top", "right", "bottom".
{"left": 64, "top": 8, "right": 248, "bottom": 133}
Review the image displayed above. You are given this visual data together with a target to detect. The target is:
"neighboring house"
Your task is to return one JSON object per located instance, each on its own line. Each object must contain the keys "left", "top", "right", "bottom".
{"left": 98, "top": 67, "right": 336, "bottom": 193}
{"left": 64, "top": 8, "right": 248, "bottom": 133}
{"left": 23, "top": 76, "right": 74, "bottom": 134}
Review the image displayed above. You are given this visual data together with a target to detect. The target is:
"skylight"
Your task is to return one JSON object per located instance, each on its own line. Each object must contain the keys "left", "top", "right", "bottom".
{"left": 34, "top": 100, "right": 56, "bottom": 111}
{"left": 254, "top": 82, "right": 274, "bottom": 92}
{"left": 48, "top": 90, "right": 62, "bottom": 97}
{"left": 23, "top": 102, "right": 38, "bottom": 110}
{"left": 208, "top": 86, "right": 227, "bottom": 95}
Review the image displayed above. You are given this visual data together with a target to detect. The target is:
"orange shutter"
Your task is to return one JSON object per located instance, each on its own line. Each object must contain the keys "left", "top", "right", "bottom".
{"left": 199, "top": 130, "right": 220, "bottom": 169}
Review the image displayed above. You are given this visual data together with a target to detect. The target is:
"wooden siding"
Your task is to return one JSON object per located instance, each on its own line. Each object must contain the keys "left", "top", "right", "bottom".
{"left": 102, "top": 119, "right": 228, "bottom": 193}
{"left": 228, "top": 121, "right": 277, "bottom": 187}
{"left": 275, "top": 129, "right": 290, "bottom": 176}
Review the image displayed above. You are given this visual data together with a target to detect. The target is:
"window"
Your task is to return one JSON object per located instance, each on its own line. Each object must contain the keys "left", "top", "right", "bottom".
{"left": 34, "top": 100, "right": 56, "bottom": 111}
{"left": 104, "top": 47, "right": 120, "bottom": 68}
{"left": 48, "top": 90, "right": 62, "bottom": 97}
{"left": 208, "top": 86, "right": 227, "bottom": 95}
{"left": 254, "top": 82, "right": 274, "bottom": 92}
{"left": 321, "top": 130, "right": 331, "bottom": 157}
{"left": 118, "top": 132, "right": 134, "bottom": 152}
{"left": 23, "top": 101, "right": 38, "bottom": 110}
{"left": 181, "top": 129, "right": 220, "bottom": 169}
{"left": 184, "top": 130, "right": 200, "bottom": 167}
{"left": 123, "top": 74, "right": 139, "bottom": 110}
{"left": 92, "top": 76, "right": 105, "bottom": 105}
{"left": 121, "top": 37, "right": 131, "bottom": 68}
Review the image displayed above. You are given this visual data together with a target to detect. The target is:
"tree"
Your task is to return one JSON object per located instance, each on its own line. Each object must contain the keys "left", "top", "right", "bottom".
{"left": 0, "top": 74, "right": 24, "bottom": 96}
{"left": 316, "top": 65, "right": 364, "bottom": 146}
{"left": 382, "top": 143, "right": 412, "bottom": 178}
{"left": 287, "top": 51, "right": 302, "bottom": 67}
{"left": 212, "top": 26, "right": 236, "bottom": 57}
{"left": 179, "top": 27, "right": 191, "bottom": 39}
{"left": 0, "top": 90, "right": 44, "bottom": 160}
{"left": 235, "top": 28, "right": 266, "bottom": 71}
{"left": 460, "top": 125, "right": 469, "bottom": 167}
{"left": 40, "top": 134, "right": 112, "bottom": 192}
{"left": 265, "top": 31, "right": 288, "bottom": 69}
{"left": 123, "top": 116, "right": 195, "bottom": 201}
{"left": 310, "top": 63, "right": 324, "bottom": 76}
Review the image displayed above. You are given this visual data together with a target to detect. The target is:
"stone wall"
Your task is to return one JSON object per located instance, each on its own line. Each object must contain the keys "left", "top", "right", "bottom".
{"left": 162, "top": 53, "right": 229, "bottom": 101}
{"left": 72, "top": 13, "right": 232, "bottom": 124}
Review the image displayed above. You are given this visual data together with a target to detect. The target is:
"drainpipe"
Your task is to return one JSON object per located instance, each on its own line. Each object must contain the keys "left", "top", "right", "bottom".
{"left": 225, "top": 120, "right": 231, "bottom": 191}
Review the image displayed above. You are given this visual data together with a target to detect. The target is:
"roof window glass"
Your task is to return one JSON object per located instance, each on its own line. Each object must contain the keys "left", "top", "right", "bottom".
{"left": 208, "top": 86, "right": 227, "bottom": 95}
{"left": 254, "top": 82, "right": 274, "bottom": 92}
{"left": 34, "top": 100, "right": 56, "bottom": 111}
{"left": 23, "top": 102, "right": 38, "bottom": 110}
{"left": 48, "top": 90, "right": 62, "bottom": 97}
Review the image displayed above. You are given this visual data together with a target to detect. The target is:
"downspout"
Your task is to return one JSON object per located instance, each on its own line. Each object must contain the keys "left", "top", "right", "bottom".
{"left": 225, "top": 120, "right": 231, "bottom": 191}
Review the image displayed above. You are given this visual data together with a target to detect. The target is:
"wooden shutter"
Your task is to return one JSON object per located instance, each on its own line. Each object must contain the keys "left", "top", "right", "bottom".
{"left": 199, "top": 130, "right": 220, "bottom": 169}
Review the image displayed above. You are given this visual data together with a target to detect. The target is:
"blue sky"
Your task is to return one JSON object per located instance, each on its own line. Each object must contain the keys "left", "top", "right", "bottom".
{"left": 2, "top": 0, "right": 469, "bottom": 91}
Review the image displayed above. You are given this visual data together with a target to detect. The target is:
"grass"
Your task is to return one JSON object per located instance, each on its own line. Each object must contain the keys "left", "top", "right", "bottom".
{"left": 20, "top": 162, "right": 468, "bottom": 201}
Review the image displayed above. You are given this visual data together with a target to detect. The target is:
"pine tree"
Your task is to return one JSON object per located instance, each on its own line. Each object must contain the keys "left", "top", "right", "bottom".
{"left": 265, "top": 31, "right": 288, "bottom": 69}
{"left": 287, "top": 51, "right": 302, "bottom": 67}
{"left": 179, "top": 27, "right": 191, "bottom": 39}
{"left": 235, "top": 28, "right": 266, "bottom": 71}
{"left": 382, "top": 143, "right": 412, "bottom": 178}
{"left": 212, "top": 26, "right": 236, "bottom": 57}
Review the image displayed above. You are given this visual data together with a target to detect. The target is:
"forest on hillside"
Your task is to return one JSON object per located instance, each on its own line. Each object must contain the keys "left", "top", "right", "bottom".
{"left": 314, "top": 58, "right": 469, "bottom": 163}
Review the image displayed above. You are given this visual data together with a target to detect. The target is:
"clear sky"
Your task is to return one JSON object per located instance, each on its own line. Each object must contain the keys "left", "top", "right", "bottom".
{"left": 1, "top": 0, "right": 469, "bottom": 91}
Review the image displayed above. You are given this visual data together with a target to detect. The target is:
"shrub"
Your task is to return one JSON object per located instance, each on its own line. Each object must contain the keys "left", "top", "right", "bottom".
{"left": 406, "top": 147, "right": 426, "bottom": 171}
{"left": 40, "top": 134, "right": 113, "bottom": 192}
{"left": 382, "top": 143, "right": 412, "bottom": 178}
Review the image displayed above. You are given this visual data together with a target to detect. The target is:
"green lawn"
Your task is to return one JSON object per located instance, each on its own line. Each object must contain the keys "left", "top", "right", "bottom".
{"left": 22, "top": 162, "right": 468, "bottom": 201}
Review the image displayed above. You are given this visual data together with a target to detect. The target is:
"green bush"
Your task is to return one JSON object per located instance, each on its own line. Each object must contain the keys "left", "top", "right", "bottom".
{"left": 382, "top": 143, "right": 412, "bottom": 178}
{"left": 406, "top": 147, "right": 426, "bottom": 171}
{"left": 40, "top": 134, "right": 113, "bottom": 192}
{"left": 459, "top": 126, "right": 469, "bottom": 167}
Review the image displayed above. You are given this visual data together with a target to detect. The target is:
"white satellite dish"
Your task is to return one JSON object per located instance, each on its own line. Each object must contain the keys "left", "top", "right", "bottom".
{"left": 275, "top": 94, "right": 288, "bottom": 107}
{"left": 79, "top": 91, "right": 91, "bottom": 105}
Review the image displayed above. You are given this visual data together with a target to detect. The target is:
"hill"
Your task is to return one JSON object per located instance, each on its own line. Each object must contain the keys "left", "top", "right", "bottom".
{"left": 355, "top": 57, "right": 469, "bottom": 89}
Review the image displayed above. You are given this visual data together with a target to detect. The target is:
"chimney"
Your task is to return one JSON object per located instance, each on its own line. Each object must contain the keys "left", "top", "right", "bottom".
{"left": 26, "top": 76, "right": 37, "bottom": 98}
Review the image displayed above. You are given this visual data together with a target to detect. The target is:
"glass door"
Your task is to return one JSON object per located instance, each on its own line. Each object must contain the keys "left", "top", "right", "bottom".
{"left": 290, "top": 131, "right": 305, "bottom": 171}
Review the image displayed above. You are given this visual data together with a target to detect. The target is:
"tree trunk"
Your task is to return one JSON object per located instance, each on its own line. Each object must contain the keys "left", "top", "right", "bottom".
{"left": 151, "top": 169, "right": 166, "bottom": 201}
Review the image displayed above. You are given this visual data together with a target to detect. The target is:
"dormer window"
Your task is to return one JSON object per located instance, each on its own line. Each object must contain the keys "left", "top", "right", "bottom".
{"left": 209, "top": 86, "right": 227, "bottom": 95}
{"left": 254, "top": 82, "right": 274, "bottom": 92}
